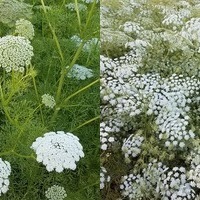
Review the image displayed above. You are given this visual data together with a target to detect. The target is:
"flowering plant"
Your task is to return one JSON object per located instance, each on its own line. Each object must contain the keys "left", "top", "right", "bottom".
{"left": 100, "top": 0, "right": 200, "bottom": 199}
{"left": 0, "top": 0, "right": 99, "bottom": 199}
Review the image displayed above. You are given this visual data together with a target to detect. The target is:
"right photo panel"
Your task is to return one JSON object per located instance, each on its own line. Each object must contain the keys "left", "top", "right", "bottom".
{"left": 100, "top": 0, "right": 200, "bottom": 199}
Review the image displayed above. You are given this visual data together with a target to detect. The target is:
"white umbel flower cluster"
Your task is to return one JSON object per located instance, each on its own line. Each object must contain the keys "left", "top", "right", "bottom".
{"left": 159, "top": 167, "right": 195, "bottom": 200}
{"left": 70, "top": 35, "right": 99, "bottom": 53}
{"left": 31, "top": 131, "right": 84, "bottom": 172}
{"left": 65, "top": 3, "right": 87, "bottom": 12}
{"left": 67, "top": 64, "right": 94, "bottom": 80}
{"left": 15, "top": 19, "right": 35, "bottom": 40}
{"left": 181, "top": 18, "right": 200, "bottom": 44}
{"left": 81, "top": 0, "right": 99, "bottom": 4}
{"left": 0, "top": 0, "right": 32, "bottom": 26}
{"left": 0, "top": 35, "right": 33, "bottom": 73}
{"left": 119, "top": 21, "right": 144, "bottom": 35}
{"left": 120, "top": 161, "right": 168, "bottom": 199}
{"left": 0, "top": 158, "right": 11, "bottom": 196}
{"left": 45, "top": 185, "right": 67, "bottom": 200}
{"left": 122, "top": 134, "right": 144, "bottom": 163}
{"left": 188, "top": 165, "right": 200, "bottom": 189}
{"left": 101, "top": 52, "right": 200, "bottom": 149}
{"left": 100, "top": 166, "right": 110, "bottom": 190}
{"left": 100, "top": 122, "right": 115, "bottom": 151}
{"left": 41, "top": 94, "right": 56, "bottom": 109}
{"left": 121, "top": 161, "right": 196, "bottom": 199}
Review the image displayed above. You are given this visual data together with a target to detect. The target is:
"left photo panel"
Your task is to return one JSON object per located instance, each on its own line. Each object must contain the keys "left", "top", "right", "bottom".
{"left": 0, "top": 0, "right": 100, "bottom": 199}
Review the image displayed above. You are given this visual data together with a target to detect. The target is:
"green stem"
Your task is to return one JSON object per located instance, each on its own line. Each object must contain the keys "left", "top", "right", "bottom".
{"left": 6, "top": 73, "right": 32, "bottom": 105}
{"left": 70, "top": 115, "right": 100, "bottom": 132}
{"left": 41, "top": 0, "right": 64, "bottom": 64}
{"left": 61, "top": 78, "right": 99, "bottom": 107}
{"left": 0, "top": 150, "right": 12, "bottom": 157}
{"left": 0, "top": 150, "right": 35, "bottom": 160}
{"left": 12, "top": 151, "right": 36, "bottom": 160}
{"left": 74, "top": 0, "right": 82, "bottom": 32}
{"left": 32, "top": 75, "right": 44, "bottom": 124}
{"left": 50, "top": 42, "right": 85, "bottom": 124}
{"left": 82, "top": 0, "right": 97, "bottom": 36}
{"left": 0, "top": 85, "right": 16, "bottom": 126}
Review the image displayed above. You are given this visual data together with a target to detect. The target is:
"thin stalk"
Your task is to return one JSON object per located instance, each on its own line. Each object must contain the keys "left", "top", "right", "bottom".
{"left": 82, "top": 0, "right": 97, "bottom": 36}
{"left": 12, "top": 151, "right": 36, "bottom": 160}
{"left": 0, "top": 85, "right": 16, "bottom": 126}
{"left": 40, "top": 0, "right": 64, "bottom": 64}
{"left": 32, "top": 75, "right": 44, "bottom": 124}
{"left": 70, "top": 115, "right": 100, "bottom": 132}
{"left": 61, "top": 0, "right": 66, "bottom": 7}
{"left": 6, "top": 73, "right": 32, "bottom": 105}
{"left": 61, "top": 78, "right": 99, "bottom": 106}
{"left": 52, "top": 42, "right": 85, "bottom": 121}
{"left": 0, "top": 150, "right": 12, "bottom": 157}
{"left": 74, "top": 0, "right": 82, "bottom": 32}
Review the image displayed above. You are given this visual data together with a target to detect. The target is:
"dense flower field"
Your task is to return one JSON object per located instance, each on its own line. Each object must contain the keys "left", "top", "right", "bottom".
{"left": 100, "top": 0, "right": 200, "bottom": 199}
{"left": 0, "top": 0, "right": 99, "bottom": 199}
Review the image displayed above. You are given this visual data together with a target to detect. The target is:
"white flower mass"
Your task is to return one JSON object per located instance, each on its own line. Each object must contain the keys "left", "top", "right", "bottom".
{"left": 65, "top": 3, "right": 87, "bottom": 12}
{"left": 67, "top": 64, "right": 94, "bottom": 80}
{"left": 15, "top": 19, "right": 35, "bottom": 40}
{"left": 45, "top": 185, "right": 67, "bottom": 200}
{"left": 101, "top": 0, "right": 200, "bottom": 199}
{"left": 0, "top": 35, "right": 33, "bottom": 73}
{"left": 41, "top": 94, "right": 56, "bottom": 109}
{"left": 0, "top": 158, "right": 11, "bottom": 196}
{"left": 31, "top": 131, "right": 84, "bottom": 172}
{"left": 122, "top": 134, "right": 144, "bottom": 162}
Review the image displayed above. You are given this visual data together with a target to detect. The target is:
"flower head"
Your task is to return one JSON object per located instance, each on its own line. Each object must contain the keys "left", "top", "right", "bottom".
{"left": 65, "top": 3, "right": 87, "bottom": 12}
{"left": 0, "top": 35, "right": 33, "bottom": 73}
{"left": 15, "top": 19, "right": 35, "bottom": 40}
{"left": 0, "top": 0, "right": 32, "bottom": 27}
{"left": 81, "top": 0, "right": 99, "bottom": 4}
{"left": 67, "top": 64, "right": 94, "bottom": 80}
{"left": 41, "top": 94, "right": 56, "bottom": 109}
{"left": 31, "top": 131, "right": 84, "bottom": 172}
{"left": 45, "top": 185, "right": 67, "bottom": 200}
{"left": 122, "top": 134, "right": 144, "bottom": 162}
{"left": 0, "top": 158, "right": 11, "bottom": 196}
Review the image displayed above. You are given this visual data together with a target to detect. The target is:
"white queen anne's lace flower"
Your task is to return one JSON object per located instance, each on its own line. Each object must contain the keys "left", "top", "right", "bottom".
{"left": 67, "top": 64, "right": 94, "bottom": 80}
{"left": 15, "top": 19, "right": 35, "bottom": 40}
{"left": 41, "top": 94, "right": 56, "bottom": 109}
{"left": 82, "top": 0, "right": 99, "bottom": 4}
{"left": 45, "top": 185, "right": 67, "bottom": 200}
{"left": 0, "top": 158, "right": 11, "bottom": 196}
{"left": 122, "top": 134, "right": 144, "bottom": 163}
{"left": 0, "top": 35, "right": 33, "bottom": 73}
{"left": 31, "top": 131, "right": 84, "bottom": 172}
{"left": 65, "top": 3, "right": 87, "bottom": 12}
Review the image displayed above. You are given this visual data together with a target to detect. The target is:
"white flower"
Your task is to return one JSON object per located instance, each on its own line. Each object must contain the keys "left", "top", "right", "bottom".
{"left": 100, "top": 166, "right": 110, "bottom": 189}
{"left": 0, "top": 158, "right": 11, "bottom": 196}
{"left": 67, "top": 64, "right": 94, "bottom": 80}
{"left": 31, "top": 131, "right": 84, "bottom": 172}
{"left": 81, "top": 0, "right": 99, "bottom": 4}
{"left": 122, "top": 134, "right": 144, "bottom": 160}
{"left": 0, "top": 35, "right": 33, "bottom": 73}
{"left": 15, "top": 19, "right": 34, "bottom": 40}
{"left": 0, "top": 0, "right": 32, "bottom": 26}
{"left": 41, "top": 94, "right": 56, "bottom": 109}
{"left": 45, "top": 185, "right": 67, "bottom": 200}
{"left": 65, "top": 3, "right": 87, "bottom": 12}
